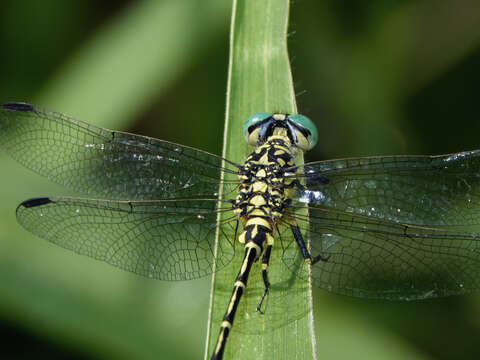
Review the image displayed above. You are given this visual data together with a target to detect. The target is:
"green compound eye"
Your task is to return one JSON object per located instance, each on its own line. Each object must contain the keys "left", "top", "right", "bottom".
{"left": 288, "top": 114, "right": 318, "bottom": 150}
{"left": 243, "top": 112, "right": 272, "bottom": 145}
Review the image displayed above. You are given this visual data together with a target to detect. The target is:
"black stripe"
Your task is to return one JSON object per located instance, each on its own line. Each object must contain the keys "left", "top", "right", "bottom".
{"left": 211, "top": 246, "right": 258, "bottom": 360}
{"left": 20, "top": 197, "right": 52, "bottom": 208}
{"left": 211, "top": 327, "right": 230, "bottom": 360}
{"left": 234, "top": 248, "right": 257, "bottom": 289}
{"left": 2, "top": 102, "right": 35, "bottom": 112}
{"left": 223, "top": 286, "right": 244, "bottom": 323}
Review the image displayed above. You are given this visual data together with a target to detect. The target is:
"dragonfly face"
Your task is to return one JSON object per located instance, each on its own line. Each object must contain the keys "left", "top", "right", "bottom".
{"left": 243, "top": 112, "right": 318, "bottom": 151}
{"left": 2, "top": 102, "right": 480, "bottom": 360}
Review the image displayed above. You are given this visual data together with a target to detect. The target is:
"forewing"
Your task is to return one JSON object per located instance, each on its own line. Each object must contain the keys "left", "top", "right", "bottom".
{"left": 0, "top": 102, "right": 239, "bottom": 200}
{"left": 16, "top": 197, "right": 236, "bottom": 280}
{"left": 292, "top": 152, "right": 480, "bottom": 228}
{"left": 281, "top": 207, "right": 480, "bottom": 300}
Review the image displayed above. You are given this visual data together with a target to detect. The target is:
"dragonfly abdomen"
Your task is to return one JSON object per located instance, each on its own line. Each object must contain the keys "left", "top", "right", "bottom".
{"left": 211, "top": 218, "right": 273, "bottom": 360}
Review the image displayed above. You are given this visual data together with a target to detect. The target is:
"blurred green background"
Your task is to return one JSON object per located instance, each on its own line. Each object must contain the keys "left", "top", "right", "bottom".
{"left": 1, "top": 0, "right": 480, "bottom": 359}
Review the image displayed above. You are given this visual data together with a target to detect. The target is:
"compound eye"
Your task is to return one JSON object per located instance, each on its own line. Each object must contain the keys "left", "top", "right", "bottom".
{"left": 243, "top": 113, "right": 272, "bottom": 146}
{"left": 287, "top": 114, "right": 318, "bottom": 151}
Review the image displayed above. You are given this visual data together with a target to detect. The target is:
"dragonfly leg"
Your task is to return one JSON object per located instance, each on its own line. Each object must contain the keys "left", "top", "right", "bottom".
{"left": 287, "top": 175, "right": 329, "bottom": 192}
{"left": 290, "top": 224, "right": 330, "bottom": 265}
{"left": 284, "top": 178, "right": 303, "bottom": 190}
{"left": 256, "top": 244, "right": 272, "bottom": 313}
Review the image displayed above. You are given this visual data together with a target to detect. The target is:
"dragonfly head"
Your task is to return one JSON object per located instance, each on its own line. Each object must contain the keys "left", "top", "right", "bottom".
{"left": 243, "top": 113, "right": 318, "bottom": 151}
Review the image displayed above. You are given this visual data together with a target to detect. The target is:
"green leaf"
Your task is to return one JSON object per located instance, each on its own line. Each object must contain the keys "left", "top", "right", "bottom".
{"left": 206, "top": 1, "right": 315, "bottom": 359}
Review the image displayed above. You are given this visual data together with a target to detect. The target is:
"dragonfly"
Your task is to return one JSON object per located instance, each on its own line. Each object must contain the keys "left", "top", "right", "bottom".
{"left": 1, "top": 102, "right": 480, "bottom": 359}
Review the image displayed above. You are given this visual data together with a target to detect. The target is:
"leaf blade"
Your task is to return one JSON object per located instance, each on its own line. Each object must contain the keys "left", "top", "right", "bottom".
{"left": 206, "top": 1, "right": 315, "bottom": 359}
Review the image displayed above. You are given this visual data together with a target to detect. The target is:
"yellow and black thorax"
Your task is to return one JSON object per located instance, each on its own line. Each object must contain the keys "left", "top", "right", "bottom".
{"left": 233, "top": 129, "right": 297, "bottom": 254}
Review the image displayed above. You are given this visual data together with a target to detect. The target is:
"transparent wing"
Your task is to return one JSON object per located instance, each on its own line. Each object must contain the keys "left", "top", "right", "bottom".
{"left": 291, "top": 152, "right": 480, "bottom": 228}
{"left": 16, "top": 197, "right": 236, "bottom": 280}
{"left": 281, "top": 207, "right": 480, "bottom": 300}
{"left": 0, "top": 102, "right": 240, "bottom": 200}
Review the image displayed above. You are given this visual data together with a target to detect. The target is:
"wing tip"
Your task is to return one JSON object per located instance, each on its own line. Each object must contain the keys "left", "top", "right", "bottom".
{"left": 2, "top": 102, "right": 35, "bottom": 112}
{"left": 19, "top": 197, "right": 53, "bottom": 208}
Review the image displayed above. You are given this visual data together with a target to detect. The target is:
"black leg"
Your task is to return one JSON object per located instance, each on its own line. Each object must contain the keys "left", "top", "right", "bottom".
{"left": 290, "top": 224, "right": 329, "bottom": 264}
{"left": 256, "top": 244, "right": 272, "bottom": 313}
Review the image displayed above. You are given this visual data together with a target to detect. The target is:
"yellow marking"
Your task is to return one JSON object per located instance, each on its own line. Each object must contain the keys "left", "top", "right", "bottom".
{"left": 259, "top": 152, "right": 269, "bottom": 163}
{"left": 295, "top": 131, "right": 309, "bottom": 150}
{"left": 238, "top": 231, "right": 246, "bottom": 244}
{"left": 251, "top": 225, "right": 258, "bottom": 239}
{"left": 248, "top": 128, "right": 261, "bottom": 145}
{"left": 227, "top": 288, "right": 239, "bottom": 314}
{"left": 277, "top": 157, "right": 286, "bottom": 166}
{"left": 250, "top": 195, "right": 266, "bottom": 206}
{"left": 249, "top": 209, "right": 266, "bottom": 217}
{"left": 270, "top": 131, "right": 289, "bottom": 140}
{"left": 274, "top": 149, "right": 285, "bottom": 156}
{"left": 266, "top": 233, "right": 274, "bottom": 246}
{"left": 273, "top": 114, "right": 286, "bottom": 120}
{"left": 215, "top": 333, "right": 224, "bottom": 354}
{"left": 262, "top": 263, "right": 268, "bottom": 270}
{"left": 252, "top": 181, "right": 267, "bottom": 193}
{"left": 239, "top": 250, "right": 251, "bottom": 275}
{"left": 305, "top": 258, "right": 312, "bottom": 264}
{"left": 256, "top": 169, "right": 267, "bottom": 178}
{"left": 246, "top": 217, "right": 270, "bottom": 228}
{"left": 245, "top": 242, "right": 261, "bottom": 258}
{"left": 234, "top": 280, "right": 246, "bottom": 288}
{"left": 271, "top": 211, "right": 282, "bottom": 218}
{"left": 272, "top": 143, "right": 290, "bottom": 152}
{"left": 221, "top": 321, "right": 232, "bottom": 329}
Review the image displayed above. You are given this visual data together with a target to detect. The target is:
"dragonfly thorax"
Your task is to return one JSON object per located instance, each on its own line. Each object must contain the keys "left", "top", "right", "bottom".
{"left": 233, "top": 136, "right": 297, "bottom": 222}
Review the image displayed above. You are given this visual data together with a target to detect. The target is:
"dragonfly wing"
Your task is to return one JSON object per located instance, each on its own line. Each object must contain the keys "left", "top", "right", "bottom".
{"left": 0, "top": 102, "right": 239, "bottom": 200}
{"left": 16, "top": 197, "right": 236, "bottom": 280}
{"left": 291, "top": 153, "right": 480, "bottom": 228}
{"left": 281, "top": 207, "right": 480, "bottom": 300}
